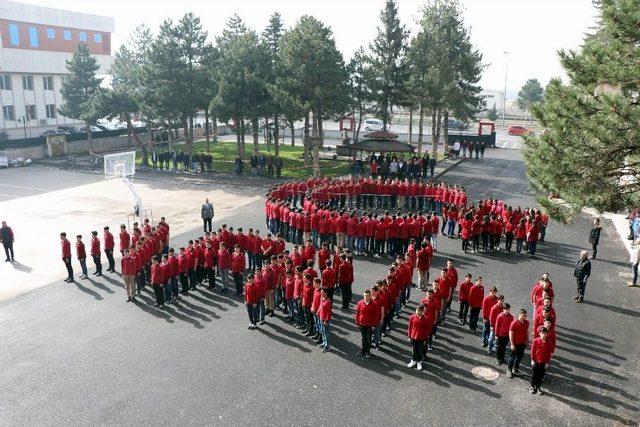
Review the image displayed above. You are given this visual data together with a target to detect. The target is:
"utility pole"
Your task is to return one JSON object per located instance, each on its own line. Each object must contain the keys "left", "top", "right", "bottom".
{"left": 502, "top": 51, "right": 510, "bottom": 126}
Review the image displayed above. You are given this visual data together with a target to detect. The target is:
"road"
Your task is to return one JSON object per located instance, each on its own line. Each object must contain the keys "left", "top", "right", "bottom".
{"left": 0, "top": 148, "right": 638, "bottom": 426}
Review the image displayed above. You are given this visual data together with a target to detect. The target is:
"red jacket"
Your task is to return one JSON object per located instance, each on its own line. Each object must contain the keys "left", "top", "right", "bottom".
{"left": 301, "top": 284, "right": 315, "bottom": 308}
{"left": 495, "top": 311, "right": 514, "bottom": 337}
{"left": 337, "top": 261, "right": 353, "bottom": 284}
{"left": 468, "top": 284, "right": 484, "bottom": 308}
{"left": 321, "top": 267, "right": 336, "bottom": 288}
{"left": 61, "top": 239, "right": 71, "bottom": 258}
{"left": 231, "top": 252, "right": 246, "bottom": 273}
{"left": 150, "top": 264, "right": 163, "bottom": 285}
{"left": 90, "top": 237, "right": 100, "bottom": 256}
{"left": 458, "top": 280, "right": 472, "bottom": 302}
{"left": 416, "top": 247, "right": 433, "bottom": 271}
{"left": 121, "top": 256, "right": 136, "bottom": 276}
{"left": 482, "top": 294, "right": 498, "bottom": 320}
{"left": 531, "top": 337, "right": 554, "bottom": 364}
{"left": 509, "top": 318, "right": 529, "bottom": 345}
{"left": 407, "top": 312, "right": 433, "bottom": 340}
{"left": 76, "top": 241, "right": 86, "bottom": 259}
{"left": 489, "top": 303, "right": 503, "bottom": 327}
{"left": 244, "top": 283, "right": 258, "bottom": 305}
{"left": 217, "top": 249, "right": 231, "bottom": 269}
{"left": 356, "top": 300, "right": 379, "bottom": 327}
{"left": 119, "top": 231, "right": 130, "bottom": 251}
{"left": 104, "top": 232, "right": 115, "bottom": 250}
{"left": 317, "top": 297, "right": 332, "bottom": 322}
{"left": 167, "top": 256, "right": 179, "bottom": 277}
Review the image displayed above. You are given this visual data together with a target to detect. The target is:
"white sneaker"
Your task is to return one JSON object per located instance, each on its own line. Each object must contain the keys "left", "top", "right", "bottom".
{"left": 407, "top": 360, "right": 417, "bottom": 368}
{"left": 417, "top": 362, "right": 423, "bottom": 371}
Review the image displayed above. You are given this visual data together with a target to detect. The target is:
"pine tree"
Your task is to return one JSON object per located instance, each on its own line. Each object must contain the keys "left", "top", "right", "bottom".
{"left": 368, "top": 0, "right": 408, "bottom": 131}
{"left": 59, "top": 43, "right": 102, "bottom": 152}
{"left": 523, "top": 0, "right": 640, "bottom": 219}
{"left": 347, "top": 47, "right": 373, "bottom": 142}
{"left": 517, "top": 78, "right": 544, "bottom": 121}
{"left": 262, "top": 12, "right": 285, "bottom": 155}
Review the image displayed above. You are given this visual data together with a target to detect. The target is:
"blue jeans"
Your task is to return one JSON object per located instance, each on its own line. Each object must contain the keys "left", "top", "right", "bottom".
{"left": 315, "top": 314, "right": 322, "bottom": 336}
{"left": 395, "top": 297, "right": 402, "bottom": 316}
{"left": 287, "top": 299, "right": 295, "bottom": 317}
{"left": 163, "top": 282, "right": 172, "bottom": 302}
{"left": 373, "top": 325, "right": 381, "bottom": 346}
{"left": 321, "top": 321, "right": 330, "bottom": 348}
{"left": 258, "top": 298, "right": 266, "bottom": 321}
{"left": 488, "top": 329, "right": 496, "bottom": 351}
{"left": 246, "top": 304, "right": 258, "bottom": 324}
{"left": 447, "top": 220, "right": 455, "bottom": 237}
{"left": 529, "top": 241, "right": 537, "bottom": 255}
{"left": 431, "top": 234, "right": 438, "bottom": 251}
{"left": 170, "top": 276, "right": 179, "bottom": 297}
{"left": 220, "top": 268, "right": 229, "bottom": 290}
{"left": 312, "top": 230, "right": 319, "bottom": 247}
{"left": 482, "top": 320, "right": 491, "bottom": 346}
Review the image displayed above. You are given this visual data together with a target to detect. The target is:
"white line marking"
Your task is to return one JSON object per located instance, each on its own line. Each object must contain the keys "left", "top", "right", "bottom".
{"left": 0, "top": 183, "right": 49, "bottom": 192}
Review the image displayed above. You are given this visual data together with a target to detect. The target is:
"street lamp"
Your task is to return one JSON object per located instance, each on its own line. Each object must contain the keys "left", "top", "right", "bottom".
{"left": 502, "top": 51, "right": 510, "bottom": 126}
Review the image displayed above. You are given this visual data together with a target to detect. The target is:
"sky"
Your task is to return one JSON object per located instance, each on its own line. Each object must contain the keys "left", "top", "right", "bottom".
{"left": 22, "top": 0, "right": 599, "bottom": 98}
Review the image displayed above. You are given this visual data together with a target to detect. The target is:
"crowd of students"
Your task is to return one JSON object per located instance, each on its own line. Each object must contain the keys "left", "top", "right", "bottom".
{"left": 265, "top": 177, "right": 549, "bottom": 258}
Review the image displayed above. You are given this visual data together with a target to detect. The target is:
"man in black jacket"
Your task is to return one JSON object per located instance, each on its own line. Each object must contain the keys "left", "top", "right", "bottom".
{"left": 574, "top": 250, "right": 591, "bottom": 303}
{"left": 1, "top": 221, "right": 14, "bottom": 262}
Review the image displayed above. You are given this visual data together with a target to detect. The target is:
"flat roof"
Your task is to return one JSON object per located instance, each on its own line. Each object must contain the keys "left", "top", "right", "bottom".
{"left": 0, "top": 0, "right": 114, "bottom": 33}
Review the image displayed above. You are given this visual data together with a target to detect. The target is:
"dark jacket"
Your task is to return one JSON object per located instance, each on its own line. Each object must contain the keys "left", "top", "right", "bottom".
{"left": 588, "top": 226, "right": 601, "bottom": 245}
{"left": 574, "top": 258, "right": 591, "bottom": 278}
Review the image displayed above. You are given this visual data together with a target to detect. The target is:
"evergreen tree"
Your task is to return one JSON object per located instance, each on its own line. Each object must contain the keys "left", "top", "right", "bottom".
{"left": 347, "top": 47, "right": 373, "bottom": 142}
{"left": 368, "top": 0, "right": 408, "bottom": 131}
{"left": 262, "top": 12, "right": 285, "bottom": 155}
{"left": 517, "top": 78, "right": 544, "bottom": 121}
{"left": 524, "top": 0, "right": 640, "bottom": 218}
{"left": 59, "top": 43, "right": 103, "bottom": 152}
{"left": 487, "top": 103, "right": 499, "bottom": 121}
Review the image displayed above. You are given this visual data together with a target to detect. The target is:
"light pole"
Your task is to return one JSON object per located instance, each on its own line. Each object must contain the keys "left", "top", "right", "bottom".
{"left": 502, "top": 51, "right": 510, "bottom": 126}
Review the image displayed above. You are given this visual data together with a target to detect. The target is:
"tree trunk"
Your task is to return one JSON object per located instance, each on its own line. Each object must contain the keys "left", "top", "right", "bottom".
{"left": 205, "top": 109, "right": 210, "bottom": 152}
{"left": 167, "top": 123, "right": 173, "bottom": 152}
{"left": 212, "top": 116, "right": 218, "bottom": 143}
{"left": 432, "top": 109, "right": 442, "bottom": 159}
{"left": 289, "top": 119, "right": 295, "bottom": 146}
{"left": 273, "top": 113, "right": 280, "bottom": 156}
{"left": 312, "top": 110, "right": 320, "bottom": 178}
{"left": 417, "top": 105, "right": 424, "bottom": 156}
{"left": 240, "top": 120, "right": 246, "bottom": 159}
{"left": 235, "top": 117, "right": 242, "bottom": 157}
{"left": 188, "top": 116, "right": 194, "bottom": 158}
{"left": 317, "top": 111, "right": 324, "bottom": 148}
{"left": 303, "top": 114, "right": 310, "bottom": 166}
{"left": 265, "top": 117, "right": 270, "bottom": 153}
{"left": 443, "top": 110, "right": 449, "bottom": 149}
{"left": 431, "top": 110, "right": 437, "bottom": 157}
{"left": 252, "top": 117, "right": 259, "bottom": 156}
{"left": 409, "top": 106, "right": 414, "bottom": 145}
{"left": 85, "top": 121, "right": 93, "bottom": 154}
{"left": 355, "top": 109, "right": 364, "bottom": 142}
{"left": 126, "top": 115, "right": 147, "bottom": 166}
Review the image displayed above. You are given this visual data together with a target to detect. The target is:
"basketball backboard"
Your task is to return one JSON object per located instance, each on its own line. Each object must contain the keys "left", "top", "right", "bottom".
{"left": 104, "top": 151, "right": 136, "bottom": 179}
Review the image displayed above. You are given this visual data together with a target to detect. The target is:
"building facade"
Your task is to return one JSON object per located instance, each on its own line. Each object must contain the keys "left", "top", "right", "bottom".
{"left": 0, "top": 0, "right": 113, "bottom": 138}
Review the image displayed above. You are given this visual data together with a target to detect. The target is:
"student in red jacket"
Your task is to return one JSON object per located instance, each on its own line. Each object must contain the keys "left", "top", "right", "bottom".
{"left": 167, "top": 248, "right": 180, "bottom": 301}
{"left": 407, "top": 303, "right": 433, "bottom": 370}
{"left": 231, "top": 245, "right": 246, "bottom": 295}
{"left": 488, "top": 295, "right": 505, "bottom": 353}
{"left": 355, "top": 289, "right": 378, "bottom": 358}
{"left": 75, "top": 235, "right": 88, "bottom": 279}
{"left": 468, "top": 277, "right": 485, "bottom": 332}
{"left": 204, "top": 242, "right": 216, "bottom": 290}
{"left": 482, "top": 286, "right": 499, "bottom": 346}
{"left": 150, "top": 255, "right": 165, "bottom": 307}
{"left": 119, "top": 224, "right": 130, "bottom": 256}
{"left": 103, "top": 226, "right": 116, "bottom": 273}
{"left": 321, "top": 260, "right": 336, "bottom": 299}
{"left": 244, "top": 273, "right": 259, "bottom": 329}
{"left": 337, "top": 254, "right": 354, "bottom": 309}
{"left": 458, "top": 273, "right": 473, "bottom": 324}
{"left": 494, "top": 303, "right": 513, "bottom": 364}
{"left": 515, "top": 218, "right": 527, "bottom": 253}
{"left": 90, "top": 231, "right": 102, "bottom": 276}
{"left": 217, "top": 242, "right": 231, "bottom": 293}
{"left": 61, "top": 232, "right": 74, "bottom": 282}
{"left": 508, "top": 308, "right": 529, "bottom": 377}
{"left": 530, "top": 327, "right": 554, "bottom": 395}
{"left": 317, "top": 287, "right": 332, "bottom": 352}
{"left": 416, "top": 241, "right": 433, "bottom": 290}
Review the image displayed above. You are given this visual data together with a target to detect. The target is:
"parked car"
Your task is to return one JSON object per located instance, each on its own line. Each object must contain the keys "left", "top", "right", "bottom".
{"left": 363, "top": 118, "right": 384, "bottom": 132}
{"left": 41, "top": 129, "right": 69, "bottom": 136}
{"left": 507, "top": 125, "right": 532, "bottom": 136}
{"left": 447, "top": 119, "right": 469, "bottom": 131}
{"left": 57, "top": 125, "right": 79, "bottom": 134}
{"left": 78, "top": 126, "right": 103, "bottom": 133}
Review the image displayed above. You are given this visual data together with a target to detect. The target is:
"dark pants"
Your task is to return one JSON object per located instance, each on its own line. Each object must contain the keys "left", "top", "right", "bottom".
{"left": 3, "top": 242, "right": 14, "bottom": 261}
{"left": 339, "top": 282, "right": 352, "bottom": 308}
{"left": 516, "top": 238, "right": 524, "bottom": 253}
{"left": 458, "top": 301, "right": 469, "bottom": 322}
{"left": 206, "top": 267, "right": 215, "bottom": 287}
{"left": 576, "top": 276, "right": 588, "bottom": 299}
{"left": 591, "top": 242, "right": 598, "bottom": 258}
{"left": 469, "top": 307, "right": 480, "bottom": 331}
{"left": 92, "top": 254, "right": 102, "bottom": 274}
{"left": 505, "top": 233, "right": 513, "bottom": 252}
{"left": 496, "top": 336, "right": 509, "bottom": 362}
{"left": 411, "top": 339, "right": 426, "bottom": 362}
{"left": 79, "top": 258, "right": 87, "bottom": 276}
{"left": 246, "top": 304, "right": 258, "bottom": 324}
{"left": 531, "top": 362, "right": 547, "bottom": 390}
{"left": 359, "top": 326, "right": 372, "bottom": 355}
{"left": 180, "top": 272, "right": 189, "bottom": 293}
{"left": 508, "top": 344, "right": 525, "bottom": 372}
{"left": 152, "top": 284, "right": 164, "bottom": 305}
{"left": 233, "top": 272, "right": 243, "bottom": 294}
{"left": 203, "top": 218, "right": 212, "bottom": 233}
{"left": 105, "top": 249, "right": 115, "bottom": 271}
{"left": 63, "top": 257, "right": 73, "bottom": 280}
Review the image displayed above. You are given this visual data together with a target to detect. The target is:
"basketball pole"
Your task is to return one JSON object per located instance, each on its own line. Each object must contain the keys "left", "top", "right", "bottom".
{"left": 121, "top": 173, "right": 143, "bottom": 222}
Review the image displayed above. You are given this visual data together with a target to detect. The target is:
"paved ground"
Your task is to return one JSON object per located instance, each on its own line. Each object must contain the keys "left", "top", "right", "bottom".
{"left": 1, "top": 149, "right": 639, "bottom": 426}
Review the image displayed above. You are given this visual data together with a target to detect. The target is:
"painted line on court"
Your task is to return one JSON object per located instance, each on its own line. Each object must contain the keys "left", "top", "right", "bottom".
{"left": 0, "top": 183, "right": 50, "bottom": 192}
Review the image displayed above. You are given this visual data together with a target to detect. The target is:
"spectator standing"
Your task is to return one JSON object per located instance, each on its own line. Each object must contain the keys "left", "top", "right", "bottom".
{"left": 629, "top": 243, "right": 640, "bottom": 287}
{"left": 0, "top": 221, "right": 14, "bottom": 262}
{"left": 275, "top": 155, "right": 283, "bottom": 178}
{"left": 573, "top": 250, "right": 591, "bottom": 303}
{"left": 588, "top": 218, "right": 602, "bottom": 259}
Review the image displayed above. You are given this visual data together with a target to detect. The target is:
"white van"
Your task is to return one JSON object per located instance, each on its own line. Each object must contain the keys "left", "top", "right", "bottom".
{"left": 363, "top": 118, "right": 384, "bottom": 132}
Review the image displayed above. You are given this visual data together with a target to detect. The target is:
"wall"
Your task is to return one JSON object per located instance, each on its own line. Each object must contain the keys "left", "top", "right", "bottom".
{"left": 1, "top": 143, "right": 44, "bottom": 159}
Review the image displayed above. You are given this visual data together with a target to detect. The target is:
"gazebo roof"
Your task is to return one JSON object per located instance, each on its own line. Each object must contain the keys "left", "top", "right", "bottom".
{"left": 362, "top": 131, "right": 399, "bottom": 140}
{"left": 349, "top": 140, "right": 415, "bottom": 153}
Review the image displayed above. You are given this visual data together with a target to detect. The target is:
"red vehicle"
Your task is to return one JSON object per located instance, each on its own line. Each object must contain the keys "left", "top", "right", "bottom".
{"left": 508, "top": 125, "right": 531, "bottom": 136}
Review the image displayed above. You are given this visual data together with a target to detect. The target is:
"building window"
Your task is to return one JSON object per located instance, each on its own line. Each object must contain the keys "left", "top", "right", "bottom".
{"left": 3, "top": 105, "right": 15, "bottom": 121}
{"left": 22, "top": 75, "right": 34, "bottom": 90}
{"left": 29, "top": 26, "right": 39, "bottom": 47}
{"left": 25, "top": 105, "right": 37, "bottom": 120}
{"left": 47, "top": 28, "right": 55, "bottom": 39}
{"left": 94, "top": 33, "right": 102, "bottom": 43}
{"left": 79, "top": 32, "right": 87, "bottom": 42}
{"left": 0, "top": 74, "right": 11, "bottom": 90}
{"left": 46, "top": 104, "right": 56, "bottom": 119}
{"left": 63, "top": 30, "right": 72, "bottom": 40}
{"left": 9, "top": 24, "right": 19, "bottom": 46}
{"left": 43, "top": 76, "right": 54, "bottom": 91}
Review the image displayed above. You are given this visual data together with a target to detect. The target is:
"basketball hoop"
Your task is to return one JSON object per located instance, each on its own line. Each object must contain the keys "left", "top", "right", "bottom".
{"left": 103, "top": 151, "right": 146, "bottom": 221}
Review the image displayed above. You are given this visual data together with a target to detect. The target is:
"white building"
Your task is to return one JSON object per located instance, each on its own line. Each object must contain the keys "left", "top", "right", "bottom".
{"left": 0, "top": 0, "right": 114, "bottom": 138}
{"left": 481, "top": 89, "right": 505, "bottom": 113}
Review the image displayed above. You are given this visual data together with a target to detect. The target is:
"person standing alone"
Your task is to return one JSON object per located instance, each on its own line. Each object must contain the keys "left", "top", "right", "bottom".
{"left": 201, "top": 198, "right": 214, "bottom": 233}
{"left": 574, "top": 250, "right": 591, "bottom": 303}
{"left": 0, "top": 221, "right": 15, "bottom": 262}
{"left": 588, "top": 218, "right": 602, "bottom": 259}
